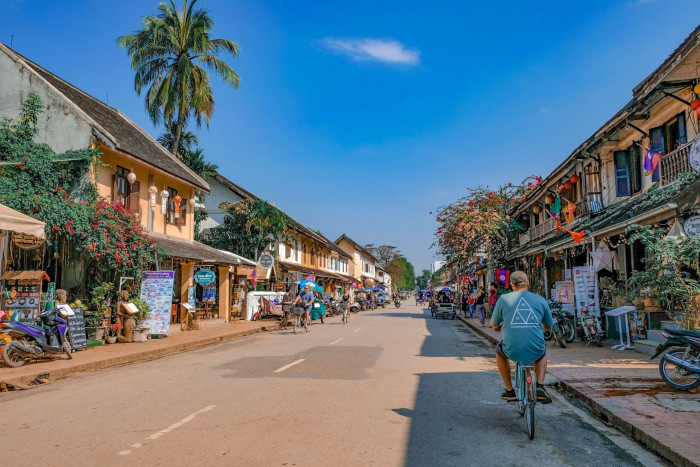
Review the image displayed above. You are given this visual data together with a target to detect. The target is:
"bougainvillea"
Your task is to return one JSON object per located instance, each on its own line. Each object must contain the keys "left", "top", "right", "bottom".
{"left": 433, "top": 176, "right": 542, "bottom": 264}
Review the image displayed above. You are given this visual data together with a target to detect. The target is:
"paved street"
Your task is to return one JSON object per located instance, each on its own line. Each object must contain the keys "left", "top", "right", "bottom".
{"left": 1, "top": 302, "right": 661, "bottom": 466}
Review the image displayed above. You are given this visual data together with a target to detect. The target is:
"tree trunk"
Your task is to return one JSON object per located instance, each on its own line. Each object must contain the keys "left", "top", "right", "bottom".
{"left": 172, "top": 112, "right": 186, "bottom": 159}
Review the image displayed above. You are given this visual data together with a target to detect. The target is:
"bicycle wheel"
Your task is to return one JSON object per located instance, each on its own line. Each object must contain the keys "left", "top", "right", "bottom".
{"left": 293, "top": 315, "right": 300, "bottom": 334}
{"left": 526, "top": 378, "right": 536, "bottom": 439}
{"left": 554, "top": 326, "right": 566, "bottom": 348}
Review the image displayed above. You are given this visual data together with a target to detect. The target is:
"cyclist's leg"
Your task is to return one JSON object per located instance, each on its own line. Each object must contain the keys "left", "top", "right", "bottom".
{"left": 305, "top": 310, "right": 310, "bottom": 328}
{"left": 495, "top": 341, "right": 513, "bottom": 391}
{"left": 535, "top": 354, "right": 548, "bottom": 385}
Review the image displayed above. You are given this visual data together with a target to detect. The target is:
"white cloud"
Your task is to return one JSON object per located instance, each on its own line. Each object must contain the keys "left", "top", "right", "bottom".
{"left": 319, "top": 38, "right": 420, "bottom": 66}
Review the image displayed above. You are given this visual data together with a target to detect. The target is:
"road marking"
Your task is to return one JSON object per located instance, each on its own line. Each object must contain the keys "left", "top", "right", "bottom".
{"left": 274, "top": 358, "right": 305, "bottom": 373}
{"left": 354, "top": 327, "right": 362, "bottom": 332}
{"left": 118, "top": 405, "right": 215, "bottom": 456}
{"left": 330, "top": 338, "right": 343, "bottom": 345}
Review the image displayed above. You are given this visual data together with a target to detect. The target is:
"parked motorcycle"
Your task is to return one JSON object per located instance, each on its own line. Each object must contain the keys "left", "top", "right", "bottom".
{"left": 579, "top": 306, "right": 603, "bottom": 347}
{"left": 349, "top": 302, "right": 360, "bottom": 314}
{"left": 545, "top": 301, "right": 576, "bottom": 347}
{"left": 651, "top": 328, "right": 700, "bottom": 391}
{"left": 1, "top": 309, "right": 73, "bottom": 367}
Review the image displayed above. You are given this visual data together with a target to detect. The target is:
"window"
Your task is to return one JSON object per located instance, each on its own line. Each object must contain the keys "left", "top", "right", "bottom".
{"left": 285, "top": 243, "right": 291, "bottom": 259}
{"left": 165, "top": 187, "right": 186, "bottom": 226}
{"left": 112, "top": 166, "right": 140, "bottom": 213}
{"left": 649, "top": 112, "right": 687, "bottom": 182}
{"left": 614, "top": 150, "right": 631, "bottom": 197}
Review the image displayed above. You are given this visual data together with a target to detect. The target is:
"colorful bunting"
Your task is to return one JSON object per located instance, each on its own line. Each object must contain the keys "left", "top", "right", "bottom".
{"left": 563, "top": 228, "right": 586, "bottom": 244}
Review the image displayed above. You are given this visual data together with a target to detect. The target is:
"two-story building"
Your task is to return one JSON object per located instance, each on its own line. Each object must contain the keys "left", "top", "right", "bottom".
{"left": 505, "top": 25, "right": 700, "bottom": 314}
{"left": 335, "top": 234, "right": 380, "bottom": 290}
{"left": 0, "top": 42, "right": 247, "bottom": 324}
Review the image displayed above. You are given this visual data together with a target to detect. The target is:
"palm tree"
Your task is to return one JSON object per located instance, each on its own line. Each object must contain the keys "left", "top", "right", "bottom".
{"left": 157, "top": 121, "right": 199, "bottom": 157}
{"left": 118, "top": 0, "right": 240, "bottom": 156}
{"left": 181, "top": 147, "right": 219, "bottom": 180}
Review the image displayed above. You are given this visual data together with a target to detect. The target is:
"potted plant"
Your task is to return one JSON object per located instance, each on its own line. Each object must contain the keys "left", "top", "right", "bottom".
{"left": 130, "top": 297, "right": 151, "bottom": 342}
{"left": 106, "top": 323, "right": 121, "bottom": 344}
{"left": 86, "top": 282, "right": 114, "bottom": 340}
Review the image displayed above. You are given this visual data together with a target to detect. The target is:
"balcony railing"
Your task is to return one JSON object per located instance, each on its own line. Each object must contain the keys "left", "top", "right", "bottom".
{"left": 660, "top": 142, "right": 692, "bottom": 186}
{"left": 519, "top": 231, "right": 531, "bottom": 246}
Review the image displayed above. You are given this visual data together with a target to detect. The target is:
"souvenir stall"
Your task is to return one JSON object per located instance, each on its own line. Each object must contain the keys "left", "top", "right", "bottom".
{"left": 1, "top": 270, "right": 50, "bottom": 322}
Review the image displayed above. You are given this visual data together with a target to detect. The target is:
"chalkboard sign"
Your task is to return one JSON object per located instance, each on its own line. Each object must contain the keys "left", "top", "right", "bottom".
{"left": 67, "top": 307, "right": 87, "bottom": 349}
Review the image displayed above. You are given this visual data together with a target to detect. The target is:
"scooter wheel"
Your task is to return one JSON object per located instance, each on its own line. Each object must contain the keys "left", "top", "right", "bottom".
{"left": 1, "top": 342, "right": 26, "bottom": 368}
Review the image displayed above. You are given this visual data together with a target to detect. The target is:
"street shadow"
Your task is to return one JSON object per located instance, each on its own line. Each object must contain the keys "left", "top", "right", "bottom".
{"left": 419, "top": 308, "right": 491, "bottom": 358}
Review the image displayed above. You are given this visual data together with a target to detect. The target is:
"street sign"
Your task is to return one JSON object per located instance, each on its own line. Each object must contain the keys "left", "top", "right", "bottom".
{"left": 194, "top": 268, "right": 216, "bottom": 285}
{"left": 683, "top": 215, "right": 700, "bottom": 236}
{"left": 258, "top": 253, "right": 274, "bottom": 269}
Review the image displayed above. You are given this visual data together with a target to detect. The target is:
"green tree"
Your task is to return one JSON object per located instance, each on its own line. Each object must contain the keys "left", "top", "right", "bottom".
{"left": 415, "top": 269, "right": 431, "bottom": 289}
{"left": 205, "top": 199, "right": 289, "bottom": 260}
{"left": 157, "top": 121, "right": 200, "bottom": 157}
{"left": 118, "top": 0, "right": 240, "bottom": 156}
{"left": 388, "top": 256, "right": 416, "bottom": 291}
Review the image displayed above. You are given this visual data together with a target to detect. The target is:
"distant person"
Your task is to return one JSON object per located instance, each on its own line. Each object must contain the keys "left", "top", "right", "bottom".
{"left": 279, "top": 289, "right": 294, "bottom": 330}
{"left": 490, "top": 271, "right": 553, "bottom": 404}
{"left": 488, "top": 282, "right": 498, "bottom": 319}
{"left": 292, "top": 284, "right": 315, "bottom": 330}
{"left": 474, "top": 286, "right": 486, "bottom": 326}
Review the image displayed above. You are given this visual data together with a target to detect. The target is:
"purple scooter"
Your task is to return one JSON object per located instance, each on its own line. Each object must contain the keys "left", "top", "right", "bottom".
{"left": 0, "top": 309, "right": 73, "bottom": 367}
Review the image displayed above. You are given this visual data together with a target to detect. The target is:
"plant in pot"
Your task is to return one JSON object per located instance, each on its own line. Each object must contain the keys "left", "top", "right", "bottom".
{"left": 130, "top": 297, "right": 151, "bottom": 342}
{"left": 106, "top": 323, "right": 121, "bottom": 344}
{"left": 86, "top": 282, "right": 114, "bottom": 340}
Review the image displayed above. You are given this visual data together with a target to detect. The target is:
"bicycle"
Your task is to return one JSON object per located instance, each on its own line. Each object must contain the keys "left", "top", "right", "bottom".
{"left": 291, "top": 306, "right": 309, "bottom": 334}
{"left": 514, "top": 361, "right": 537, "bottom": 440}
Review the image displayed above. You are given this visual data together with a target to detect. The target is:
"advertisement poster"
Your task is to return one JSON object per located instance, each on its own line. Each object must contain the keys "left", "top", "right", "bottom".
{"left": 573, "top": 266, "right": 600, "bottom": 317}
{"left": 140, "top": 271, "right": 175, "bottom": 335}
{"left": 554, "top": 281, "right": 575, "bottom": 303}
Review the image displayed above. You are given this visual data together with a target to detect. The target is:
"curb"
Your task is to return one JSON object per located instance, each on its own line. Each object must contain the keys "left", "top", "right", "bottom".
{"left": 456, "top": 314, "right": 694, "bottom": 467}
{"left": 9, "top": 326, "right": 268, "bottom": 386}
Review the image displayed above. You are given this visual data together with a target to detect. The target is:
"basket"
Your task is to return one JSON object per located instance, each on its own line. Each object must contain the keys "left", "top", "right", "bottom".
{"left": 291, "top": 305, "right": 305, "bottom": 315}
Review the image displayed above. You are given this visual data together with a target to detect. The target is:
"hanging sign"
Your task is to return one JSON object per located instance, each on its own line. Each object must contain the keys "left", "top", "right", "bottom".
{"left": 194, "top": 268, "right": 216, "bottom": 285}
{"left": 688, "top": 132, "right": 700, "bottom": 171}
{"left": 683, "top": 215, "right": 700, "bottom": 236}
{"left": 258, "top": 253, "right": 274, "bottom": 269}
{"left": 139, "top": 271, "right": 175, "bottom": 335}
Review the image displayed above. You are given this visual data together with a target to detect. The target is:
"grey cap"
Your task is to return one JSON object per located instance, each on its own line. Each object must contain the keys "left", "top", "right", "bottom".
{"left": 511, "top": 271, "right": 529, "bottom": 285}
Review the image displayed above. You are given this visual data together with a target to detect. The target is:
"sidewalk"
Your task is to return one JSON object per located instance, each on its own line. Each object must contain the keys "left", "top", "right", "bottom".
{"left": 458, "top": 314, "right": 700, "bottom": 467}
{"left": 0, "top": 318, "right": 274, "bottom": 388}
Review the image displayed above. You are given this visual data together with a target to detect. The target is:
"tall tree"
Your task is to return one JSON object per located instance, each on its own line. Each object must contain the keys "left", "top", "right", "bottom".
{"left": 363, "top": 244, "right": 401, "bottom": 269}
{"left": 157, "top": 121, "right": 199, "bottom": 157}
{"left": 118, "top": 0, "right": 240, "bottom": 156}
{"left": 415, "top": 269, "right": 432, "bottom": 289}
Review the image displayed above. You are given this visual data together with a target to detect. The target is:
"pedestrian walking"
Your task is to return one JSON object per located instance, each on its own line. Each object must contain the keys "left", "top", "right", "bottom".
{"left": 475, "top": 286, "right": 486, "bottom": 326}
{"left": 468, "top": 286, "right": 476, "bottom": 318}
{"left": 488, "top": 282, "right": 498, "bottom": 321}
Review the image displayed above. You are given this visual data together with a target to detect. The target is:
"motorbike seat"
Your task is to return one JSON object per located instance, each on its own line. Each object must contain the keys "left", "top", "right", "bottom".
{"left": 667, "top": 328, "right": 700, "bottom": 338}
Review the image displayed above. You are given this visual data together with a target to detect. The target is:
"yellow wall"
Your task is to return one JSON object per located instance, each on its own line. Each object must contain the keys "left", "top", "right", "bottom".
{"left": 94, "top": 144, "right": 196, "bottom": 240}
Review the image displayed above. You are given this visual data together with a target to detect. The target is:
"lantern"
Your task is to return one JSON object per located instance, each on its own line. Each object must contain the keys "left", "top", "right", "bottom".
{"left": 172, "top": 195, "right": 182, "bottom": 219}
{"left": 148, "top": 186, "right": 158, "bottom": 210}
{"left": 532, "top": 205, "right": 541, "bottom": 214}
{"left": 570, "top": 174, "right": 580, "bottom": 183}
{"left": 189, "top": 198, "right": 196, "bottom": 207}
{"left": 691, "top": 98, "right": 700, "bottom": 110}
{"left": 695, "top": 83, "right": 700, "bottom": 95}
{"left": 696, "top": 107, "right": 700, "bottom": 117}
{"left": 127, "top": 170, "right": 137, "bottom": 185}
{"left": 544, "top": 194, "right": 555, "bottom": 205}
{"left": 557, "top": 185, "right": 566, "bottom": 193}
{"left": 564, "top": 181, "right": 572, "bottom": 190}
{"left": 160, "top": 189, "right": 169, "bottom": 215}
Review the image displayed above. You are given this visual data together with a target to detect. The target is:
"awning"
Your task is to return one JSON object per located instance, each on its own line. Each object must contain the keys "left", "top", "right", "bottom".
{"left": 276, "top": 260, "right": 345, "bottom": 281}
{"left": 216, "top": 249, "right": 256, "bottom": 266}
{"left": 149, "top": 233, "right": 241, "bottom": 265}
{"left": 0, "top": 270, "right": 50, "bottom": 281}
{"left": 0, "top": 203, "right": 45, "bottom": 239}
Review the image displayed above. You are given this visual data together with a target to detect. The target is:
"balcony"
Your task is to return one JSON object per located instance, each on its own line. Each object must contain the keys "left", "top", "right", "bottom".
{"left": 660, "top": 142, "right": 692, "bottom": 186}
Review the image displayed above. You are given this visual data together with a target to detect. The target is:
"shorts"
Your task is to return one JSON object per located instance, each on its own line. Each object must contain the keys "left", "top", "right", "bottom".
{"left": 495, "top": 340, "right": 546, "bottom": 362}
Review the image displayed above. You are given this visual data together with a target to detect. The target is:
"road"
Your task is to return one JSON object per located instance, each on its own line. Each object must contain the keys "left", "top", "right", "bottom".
{"left": 1, "top": 301, "right": 662, "bottom": 466}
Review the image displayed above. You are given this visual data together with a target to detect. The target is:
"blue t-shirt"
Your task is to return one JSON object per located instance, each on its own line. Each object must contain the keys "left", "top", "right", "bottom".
{"left": 300, "top": 291, "right": 315, "bottom": 311}
{"left": 491, "top": 291, "right": 554, "bottom": 363}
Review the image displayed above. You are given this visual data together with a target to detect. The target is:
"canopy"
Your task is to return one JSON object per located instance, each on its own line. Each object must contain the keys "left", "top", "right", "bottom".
{"left": 0, "top": 203, "right": 45, "bottom": 239}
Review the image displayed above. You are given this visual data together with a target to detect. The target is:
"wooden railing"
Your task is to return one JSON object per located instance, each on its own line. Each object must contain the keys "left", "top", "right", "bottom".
{"left": 519, "top": 231, "right": 531, "bottom": 246}
{"left": 660, "top": 142, "right": 692, "bottom": 186}
{"left": 530, "top": 217, "right": 555, "bottom": 241}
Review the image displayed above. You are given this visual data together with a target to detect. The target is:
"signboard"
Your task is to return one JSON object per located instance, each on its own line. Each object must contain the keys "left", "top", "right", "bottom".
{"left": 44, "top": 282, "right": 56, "bottom": 311}
{"left": 4, "top": 283, "right": 41, "bottom": 322}
{"left": 683, "top": 215, "right": 700, "bottom": 236}
{"left": 140, "top": 271, "right": 175, "bottom": 335}
{"left": 258, "top": 253, "right": 274, "bottom": 269}
{"left": 194, "top": 268, "right": 216, "bottom": 285}
{"left": 554, "top": 281, "right": 575, "bottom": 304}
{"left": 67, "top": 307, "right": 87, "bottom": 349}
{"left": 573, "top": 266, "right": 600, "bottom": 317}
{"left": 688, "top": 132, "right": 700, "bottom": 172}
{"left": 188, "top": 286, "right": 197, "bottom": 308}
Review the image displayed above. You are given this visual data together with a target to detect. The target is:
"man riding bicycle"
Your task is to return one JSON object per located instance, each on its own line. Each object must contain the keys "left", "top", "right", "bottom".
{"left": 292, "top": 284, "right": 315, "bottom": 330}
{"left": 490, "top": 271, "right": 553, "bottom": 404}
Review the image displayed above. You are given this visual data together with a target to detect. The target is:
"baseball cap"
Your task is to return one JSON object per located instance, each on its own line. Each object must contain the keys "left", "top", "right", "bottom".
{"left": 510, "top": 271, "right": 529, "bottom": 285}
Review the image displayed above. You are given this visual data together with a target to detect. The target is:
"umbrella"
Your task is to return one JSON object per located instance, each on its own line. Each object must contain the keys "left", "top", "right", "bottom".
{"left": 299, "top": 280, "right": 319, "bottom": 290}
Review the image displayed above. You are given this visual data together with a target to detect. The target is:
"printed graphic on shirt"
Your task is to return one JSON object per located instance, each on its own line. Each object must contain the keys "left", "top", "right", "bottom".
{"left": 510, "top": 297, "right": 540, "bottom": 328}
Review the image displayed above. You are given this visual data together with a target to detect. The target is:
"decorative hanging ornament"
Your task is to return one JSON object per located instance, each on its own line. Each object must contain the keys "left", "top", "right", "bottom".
{"left": 160, "top": 189, "right": 169, "bottom": 215}
{"left": 189, "top": 198, "right": 196, "bottom": 207}
{"left": 696, "top": 107, "right": 700, "bottom": 117}
{"left": 557, "top": 185, "right": 566, "bottom": 193}
{"left": 695, "top": 83, "right": 700, "bottom": 95}
{"left": 127, "top": 170, "right": 137, "bottom": 185}
{"left": 532, "top": 205, "right": 541, "bottom": 214}
{"left": 564, "top": 181, "right": 572, "bottom": 190}
{"left": 148, "top": 186, "right": 158, "bottom": 210}
{"left": 544, "top": 194, "right": 555, "bottom": 205}
{"left": 691, "top": 98, "right": 700, "bottom": 110}
{"left": 172, "top": 195, "right": 182, "bottom": 218}
{"left": 569, "top": 174, "right": 580, "bottom": 183}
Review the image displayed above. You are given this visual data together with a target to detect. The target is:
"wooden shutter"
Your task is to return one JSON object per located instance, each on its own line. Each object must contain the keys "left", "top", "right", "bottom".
{"left": 128, "top": 181, "right": 140, "bottom": 214}
{"left": 650, "top": 127, "right": 664, "bottom": 182}
{"left": 629, "top": 146, "right": 642, "bottom": 194}
{"left": 614, "top": 150, "right": 631, "bottom": 197}
{"left": 112, "top": 174, "right": 119, "bottom": 203}
{"left": 677, "top": 113, "right": 687, "bottom": 145}
{"left": 177, "top": 198, "right": 187, "bottom": 226}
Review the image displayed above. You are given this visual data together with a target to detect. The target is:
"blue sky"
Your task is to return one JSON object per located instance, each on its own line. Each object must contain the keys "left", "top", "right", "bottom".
{"left": 1, "top": 0, "right": 700, "bottom": 272}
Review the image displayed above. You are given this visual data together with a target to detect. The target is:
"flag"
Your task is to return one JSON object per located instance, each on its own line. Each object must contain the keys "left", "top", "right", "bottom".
{"left": 251, "top": 268, "right": 257, "bottom": 287}
{"left": 497, "top": 269, "right": 510, "bottom": 287}
{"left": 562, "top": 197, "right": 576, "bottom": 224}
{"left": 643, "top": 148, "right": 661, "bottom": 173}
{"left": 306, "top": 274, "right": 315, "bottom": 282}
{"left": 563, "top": 228, "right": 586, "bottom": 244}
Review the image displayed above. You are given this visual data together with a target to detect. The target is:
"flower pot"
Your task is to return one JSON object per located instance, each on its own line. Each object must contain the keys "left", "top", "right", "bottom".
{"left": 87, "top": 326, "right": 107, "bottom": 341}
{"left": 105, "top": 336, "right": 117, "bottom": 344}
{"left": 132, "top": 327, "right": 150, "bottom": 342}
{"left": 632, "top": 297, "right": 644, "bottom": 308}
